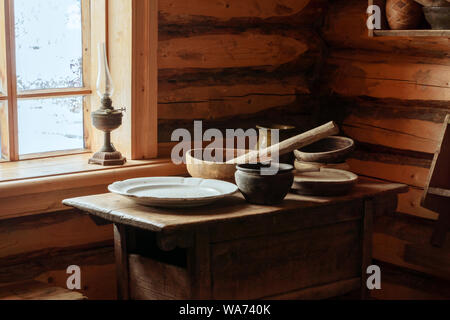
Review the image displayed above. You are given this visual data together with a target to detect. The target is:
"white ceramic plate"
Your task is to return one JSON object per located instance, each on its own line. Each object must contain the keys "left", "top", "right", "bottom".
{"left": 108, "top": 177, "right": 238, "bottom": 208}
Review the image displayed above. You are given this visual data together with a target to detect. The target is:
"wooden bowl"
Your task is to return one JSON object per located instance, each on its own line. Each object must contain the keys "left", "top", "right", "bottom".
{"left": 294, "top": 136, "right": 355, "bottom": 164}
{"left": 423, "top": 7, "right": 450, "bottom": 29}
{"left": 292, "top": 168, "right": 358, "bottom": 197}
{"left": 186, "top": 148, "right": 248, "bottom": 181}
{"left": 294, "top": 159, "right": 350, "bottom": 173}
{"left": 386, "top": 0, "right": 424, "bottom": 30}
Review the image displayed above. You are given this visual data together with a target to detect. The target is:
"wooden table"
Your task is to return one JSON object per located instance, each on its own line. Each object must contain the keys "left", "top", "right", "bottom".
{"left": 63, "top": 179, "right": 407, "bottom": 300}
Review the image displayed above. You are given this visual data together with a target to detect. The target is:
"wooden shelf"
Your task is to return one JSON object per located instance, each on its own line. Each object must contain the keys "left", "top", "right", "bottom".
{"left": 373, "top": 30, "right": 450, "bottom": 37}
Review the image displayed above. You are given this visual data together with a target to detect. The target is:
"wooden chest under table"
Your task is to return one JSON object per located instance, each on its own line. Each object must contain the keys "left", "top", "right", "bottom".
{"left": 63, "top": 179, "right": 407, "bottom": 300}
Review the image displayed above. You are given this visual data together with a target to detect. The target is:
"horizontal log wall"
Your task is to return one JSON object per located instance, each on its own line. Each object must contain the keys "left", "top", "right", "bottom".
{"left": 0, "top": 210, "right": 115, "bottom": 300}
{"left": 320, "top": 0, "right": 450, "bottom": 299}
{"left": 157, "top": 0, "right": 328, "bottom": 142}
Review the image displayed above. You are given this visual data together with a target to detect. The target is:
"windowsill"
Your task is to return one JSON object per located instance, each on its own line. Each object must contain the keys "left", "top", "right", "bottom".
{"left": 0, "top": 153, "right": 168, "bottom": 183}
{"left": 0, "top": 152, "right": 187, "bottom": 220}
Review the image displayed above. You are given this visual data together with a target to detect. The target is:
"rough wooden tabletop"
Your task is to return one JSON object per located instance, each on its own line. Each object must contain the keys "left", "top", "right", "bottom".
{"left": 63, "top": 179, "right": 408, "bottom": 233}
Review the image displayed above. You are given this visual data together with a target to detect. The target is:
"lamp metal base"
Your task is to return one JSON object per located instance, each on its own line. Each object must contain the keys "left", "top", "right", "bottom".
{"left": 89, "top": 151, "right": 127, "bottom": 166}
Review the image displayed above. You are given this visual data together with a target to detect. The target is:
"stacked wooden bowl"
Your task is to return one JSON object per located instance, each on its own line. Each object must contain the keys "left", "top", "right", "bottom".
{"left": 293, "top": 136, "right": 354, "bottom": 173}
{"left": 292, "top": 136, "right": 358, "bottom": 196}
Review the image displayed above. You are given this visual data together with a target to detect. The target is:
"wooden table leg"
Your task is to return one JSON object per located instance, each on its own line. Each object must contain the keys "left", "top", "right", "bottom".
{"left": 188, "top": 230, "right": 212, "bottom": 299}
{"left": 361, "top": 199, "right": 374, "bottom": 300}
{"left": 114, "top": 224, "right": 130, "bottom": 300}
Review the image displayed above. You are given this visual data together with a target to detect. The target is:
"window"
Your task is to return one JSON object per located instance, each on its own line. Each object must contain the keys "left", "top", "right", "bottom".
{"left": 0, "top": 0, "right": 91, "bottom": 161}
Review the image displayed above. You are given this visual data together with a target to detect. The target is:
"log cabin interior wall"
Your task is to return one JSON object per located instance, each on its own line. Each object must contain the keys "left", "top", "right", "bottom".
{"left": 1, "top": 0, "right": 449, "bottom": 300}
{"left": 157, "top": 0, "right": 328, "bottom": 143}
{"left": 319, "top": 0, "right": 450, "bottom": 299}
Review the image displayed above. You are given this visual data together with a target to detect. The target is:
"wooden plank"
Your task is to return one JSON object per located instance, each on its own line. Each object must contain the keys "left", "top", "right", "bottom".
{"left": 106, "top": 0, "right": 158, "bottom": 160}
{"left": 321, "top": 95, "right": 449, "bottom": 154}
{"left": 373, "top": 233, "right": 450, "bottom": 279}
{"left": 81, "top": 0, "right": 92, "bottom": 151}
{"left": 404, "top": 244, "right": 450, "bottom": 277}
{"left": 16, "top": 88, "right": 92, "bottom": 99}
{"left": 374, "top": 30, "right": 450, "bottom": 37}
{"left": 423, "top": 115, "right": 450, "bottom": 210}
{"left": 0, "top": 160, "right": 186, "bottom": 220}
{"left": 0, "top": 245, "right": 116, "bottom": 299}
{"left": 422, "top": 115, "right": 450, "bottom": 246}
{"left": 159, "top": 0, "right": 327, "bottom": 32}
{"left": 326, "top": 51, "right": 450, "bottom": 101}
{"left": 369, "top": 261, "right": 450, "bottom": 300}
{"left": 361, "top": 200, "right": 374, "bottom": 299}
{"left": 431, "top": 209, "right": 450, "bottom": 247}
{"left": 348, "top": 157, "right": 430, "bottom": 188}
{"left": 131, "top": 0, "right": 158, "bottom": 159}
{"left": 0, "top": 210, "right": 113, "bottom": 259}
{"left": 373, "top": 214, "right": 450, "bottom": 279}
{"left": 19, "top": 149, "right": 90, "bottom": 161}
{"left": 263, "top": 278, "right": 361, "bottom": 300}
{"left": 266, "top": 278, "right": 361, "bottom": 301}
{"left": 158, "top": 100, "right": 316, "bottom": 142}
{"left": 0, "top": 100, "right": 8, "bottom": 160}
{"left": 4, "top": 0, "right": 18, "bottom": 161}
{"left": 0, "top": 280, "right": 86, "bottom": 300}
{"left": 35, "top": 263, "right": 116, "bottom": 300}
{"left": 0, "top": 153, "right": 168, "bottom": 183}
{"left": 159, "top": 0, "right": 311, "bottom": 21}
{"left": 63, "top": 180, "right": 407, "bottom": 233}
{"left": 209, "top": 200, "right": 364, "bottom": 243}
{"left": 158, "top": 83, "right": 308, "bottom": 120}
{"left": 428, "top": 187, "right": 450, "bottom": 198}
{"left": 342, "top": 112, "right": 444, "bottom": 154}
{"left": 397, "top": 187, "right": 438, "bottom": 220}
{"left": 211, "top": 220, "right": 362, "bottom": 299}
{"left": 188, "top": 230, "right": 211, "bottom": 299}
{"left": 158, "top": 34, "right": 309, "bottom": 70}
{"left": 128, "top": 254, "right": 190, "bottom": 300}
{"left": 114, "top": 224, "right": 129, "bottom": 300}
{"left": 0, "top": 0, "right": 7, "bottom": 97}
{"left": 107, "top": 0, "right": 132, "bottom": 158}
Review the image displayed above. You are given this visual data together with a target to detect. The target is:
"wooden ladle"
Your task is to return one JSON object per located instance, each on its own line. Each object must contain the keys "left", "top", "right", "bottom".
{"left": 226, "top": 121, "right": 340, "bottom": 164}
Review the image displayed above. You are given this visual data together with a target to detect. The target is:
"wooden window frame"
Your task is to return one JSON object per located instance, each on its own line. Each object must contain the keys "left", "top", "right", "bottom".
{"left": 1, "top": 0, "right": 158, "bottom": 165}
{"left": 0, "top": 0, "right": 168, "bottom": 220}
{"left": 1, "top": 0, "right": 92, "bottom": 162}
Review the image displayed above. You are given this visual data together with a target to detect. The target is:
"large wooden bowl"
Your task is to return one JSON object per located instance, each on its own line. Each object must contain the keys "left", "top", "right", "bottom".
{"left": 186, "top": 149, "right": 248, "bottom": 181}
{"left": 294, "top": 136, "right": 355, "bottom": 164}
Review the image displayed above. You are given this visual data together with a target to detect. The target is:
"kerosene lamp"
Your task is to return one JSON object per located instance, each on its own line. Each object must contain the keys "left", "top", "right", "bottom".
{"left": 89, "top": 43, "right": 126, "bottom": 166}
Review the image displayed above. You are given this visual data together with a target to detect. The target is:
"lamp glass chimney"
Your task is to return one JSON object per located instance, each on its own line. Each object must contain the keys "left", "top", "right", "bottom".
{"left": 96, "top": 42, "right": 114, "bottom": 99}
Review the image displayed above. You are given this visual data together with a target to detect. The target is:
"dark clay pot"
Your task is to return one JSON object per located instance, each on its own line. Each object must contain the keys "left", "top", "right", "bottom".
{"left": 423, "top": 7, "right": 450, "bottom": 29}
{"left": 235, "top": 163, "right": 294, "bottom": 205}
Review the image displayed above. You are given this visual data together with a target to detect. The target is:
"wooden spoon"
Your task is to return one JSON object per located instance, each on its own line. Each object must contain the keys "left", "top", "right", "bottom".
{"left": 226, "top": 121, "right": 339, "bottom": 164}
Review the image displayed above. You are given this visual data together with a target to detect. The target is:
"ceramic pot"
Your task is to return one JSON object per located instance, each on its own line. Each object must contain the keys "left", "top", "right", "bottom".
{"left": 235, "top": 163, "right": 294, "bottom": 205}
{"left": 386, "top": 0, "right": 424, "bottom": 30}
{"left": 414, "top": 0, "right": 450, "bottom": 7}
{"left": 423, "top": 7, "right": 450, "bottom": 29}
